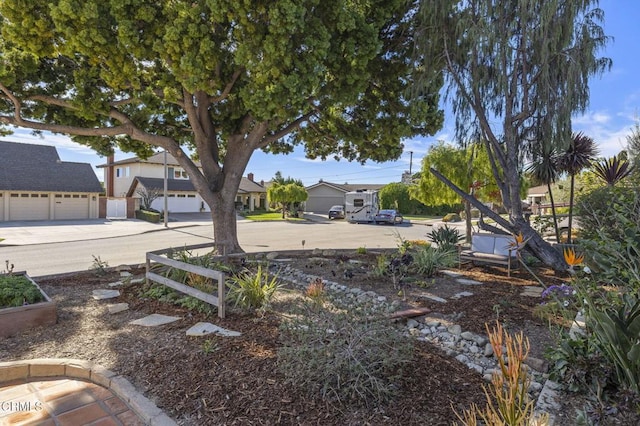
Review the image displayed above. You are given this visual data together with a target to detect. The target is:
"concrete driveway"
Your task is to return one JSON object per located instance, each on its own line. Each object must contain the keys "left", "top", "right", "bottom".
{"left": 0, "top": 213, "right": 213, "bottom": 246}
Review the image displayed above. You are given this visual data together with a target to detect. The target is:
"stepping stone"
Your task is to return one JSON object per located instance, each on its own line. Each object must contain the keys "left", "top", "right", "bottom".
{"left": 422, "top": 294, "right": 447, "bottom": 303}
{"left": 186, "top": 322, "right": 242, "bottom": 337}
{"left": 108, "top": 281, "right": 123, "bottom": 287}
{"left": 130, "top": 314, "right": 181, "bottom": 327}
{"left": 120, "top": 271, "right": 132, "bottom": 278}
{"left": 107, "top": 303, "right": 129, "bottom": 314}
{"left": 456, "top": 278, "right": 483, "bottom": 286}
{"left": 116, "top": 264, "right": 131, "bottom": 272}
{"left": 92, "top": 289, "right": 121, "bottom": 300}
{"left": 521, "top": 286, "right": 543, "bottom": 297}
{"left": 441, "top": 270, "right": 463, "bottom": 278}
{"left": 390, "top": 307, "right": 432, "bottom": 319}
{"left": 451, "top": 291, "right": 474, "bottom": 300}
{"left": 130, "top": 278, "right": 145, "bottom": 285}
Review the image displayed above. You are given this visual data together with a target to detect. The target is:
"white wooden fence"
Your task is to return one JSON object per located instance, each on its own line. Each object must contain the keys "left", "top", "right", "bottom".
{"left": 145, "top": 243, "right": 226, "bottom": 318}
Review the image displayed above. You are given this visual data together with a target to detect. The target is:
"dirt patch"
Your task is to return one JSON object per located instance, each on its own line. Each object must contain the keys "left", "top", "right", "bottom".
{"left": 1, "top": 251, "right": 579, "bottom": 425}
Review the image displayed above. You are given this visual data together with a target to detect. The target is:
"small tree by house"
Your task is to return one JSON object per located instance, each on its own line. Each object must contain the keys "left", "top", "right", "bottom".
{"left": 136, "top": 187, "right": 162, "bottom": 211}
{"left": 267, "top": 183, "right": 308, "bottom": 219}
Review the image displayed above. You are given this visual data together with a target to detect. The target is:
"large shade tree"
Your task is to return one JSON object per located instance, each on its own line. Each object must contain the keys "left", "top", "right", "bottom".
{"left": 0, "top": 0, "right": 443, "bottom": 253}
{"left": 413, "top": 0, "right": 611, "bottom": 270}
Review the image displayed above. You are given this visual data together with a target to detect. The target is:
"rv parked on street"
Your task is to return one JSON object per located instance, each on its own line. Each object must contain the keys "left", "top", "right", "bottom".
{"left": 345, "top": 190, "right": 379, "bottom": 223}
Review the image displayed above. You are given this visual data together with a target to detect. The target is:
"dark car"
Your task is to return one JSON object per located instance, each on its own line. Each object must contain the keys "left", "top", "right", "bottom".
{"left": 328, "top": 205, "right": 345, "bottom": 219}
{"left": 373, "top": 209, "right": 403, "bottom": 225}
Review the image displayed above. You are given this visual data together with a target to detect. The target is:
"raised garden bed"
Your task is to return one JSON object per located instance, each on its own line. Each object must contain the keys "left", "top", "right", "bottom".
{"left": 0, "top": 272, "right": 57, "bottom": 338}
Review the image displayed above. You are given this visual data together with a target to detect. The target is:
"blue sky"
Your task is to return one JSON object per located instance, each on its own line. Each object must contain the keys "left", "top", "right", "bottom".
{"left": 2, "top": 0, "right": 637, "bottom": 186}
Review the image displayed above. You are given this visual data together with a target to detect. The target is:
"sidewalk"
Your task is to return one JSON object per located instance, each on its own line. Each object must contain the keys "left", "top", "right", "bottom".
{"left": 0, "top": 214, "right": 213, "bottom": 247}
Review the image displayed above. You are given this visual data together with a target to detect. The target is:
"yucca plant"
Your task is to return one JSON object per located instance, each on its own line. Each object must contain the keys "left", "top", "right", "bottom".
{"left": 426, "top": 225, "right": 464, "bottom": 253}
{"left": 226, "top": 265, "right": 282, "bottom": 310}
{"left": 559, "top": 132, "right": 598, "bottom": 244}
{"left": 591, "top": 155, "right": 634, "bottom": 186}
{"left": 586, "top": 293, "right": 640, "bottom": 393}
{"left": 412, "top": 246, "right": 456, "bottom": 277}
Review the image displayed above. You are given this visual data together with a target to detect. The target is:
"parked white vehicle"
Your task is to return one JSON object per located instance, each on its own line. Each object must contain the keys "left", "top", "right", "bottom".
{"left": 345, "top": 190, "right": 380, "bottom": 223}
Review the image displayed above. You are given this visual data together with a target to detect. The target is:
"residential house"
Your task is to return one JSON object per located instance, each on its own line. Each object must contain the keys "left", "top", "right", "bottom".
{"left": 98, "top": 152, "right": 266, "bottom": 215}
{"left": 0, "top": 141, "right": 102, "bottom": 221}
{"left": 304, "top": 181, "right": 386, "bottom": 213}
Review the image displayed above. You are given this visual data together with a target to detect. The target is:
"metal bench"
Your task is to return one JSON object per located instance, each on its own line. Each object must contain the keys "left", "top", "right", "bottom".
{"left": 458, "top": 233, "right": 518, "bottom": 277}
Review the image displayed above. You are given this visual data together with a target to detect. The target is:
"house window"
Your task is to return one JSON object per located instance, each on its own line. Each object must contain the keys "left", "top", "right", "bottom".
{"left": 55, "top": 194, "right": 62, "bottom": 198}
{"left": 177, "top": 194, "right": 186, "bottom": 198}
{"left": 40, "top": 194, "right": 48, "bottom": 198}
{"left": 116, "top": 167, "right": 130, "bottom": 178}
{"left": 10, "top": 194, "right": 19, "bottom": 197}
{"left": 173, "top": 168, "right": 188, "bottom": 179}
{"left": 81, "top": 195, "right": 88, "bottom": 198}
{"left": 187, "top": 194, "right": 195, "bottom": 198}
{"left": 21, "top": 194, "right": 29, "bottom": 198}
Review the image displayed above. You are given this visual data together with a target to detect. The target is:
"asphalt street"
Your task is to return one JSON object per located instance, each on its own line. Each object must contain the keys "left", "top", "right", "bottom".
{"left": 0, "top": 216, "right": 441, "bottom": 277}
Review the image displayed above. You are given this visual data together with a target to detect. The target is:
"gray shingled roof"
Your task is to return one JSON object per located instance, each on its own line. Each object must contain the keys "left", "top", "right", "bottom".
{"left": 0, "top": 141, "right": 103, "bottom": 193}
{"left": 128, "top": 176, "right": 265, "bottom": 196}
{"left": 305, "top": 181, "right": 386, "bottom": 192}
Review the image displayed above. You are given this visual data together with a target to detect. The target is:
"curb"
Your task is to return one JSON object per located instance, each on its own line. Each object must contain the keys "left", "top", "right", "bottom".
{"left": 0, "top": 358, "right": 176, "bottom": 426}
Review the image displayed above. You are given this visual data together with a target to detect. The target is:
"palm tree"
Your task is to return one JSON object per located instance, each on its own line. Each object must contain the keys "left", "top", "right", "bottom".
{"left": 560, "top": 132, "right": 598, "bottom": 244}
{"left": 526, "top": 143, "right": 562, "bottom": 242}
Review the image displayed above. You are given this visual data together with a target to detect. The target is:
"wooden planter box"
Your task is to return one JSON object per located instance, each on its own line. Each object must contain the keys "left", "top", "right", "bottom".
{"left": 0, "top": 273, "right": 57, "bottom": 338}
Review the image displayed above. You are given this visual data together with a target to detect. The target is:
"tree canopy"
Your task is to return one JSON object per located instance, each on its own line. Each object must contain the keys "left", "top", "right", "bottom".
{"left": 0, "top": 0, "right": 443, "bottom": 253}
{"left": 413, "top": 0, "right": 610, "bottom": 270}
{"left": 267, "top": 183, "right": 308, "bottom": 219}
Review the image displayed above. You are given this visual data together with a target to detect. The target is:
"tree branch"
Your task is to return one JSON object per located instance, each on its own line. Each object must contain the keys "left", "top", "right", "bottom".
{"left": 429, "top": 166, "right": 514, "bottom": 231}
{"left": 259, "top": 112, "right": 315, "bottom": 147}
{"left": 209, "top": 68, "right": 243, "bottom": 103}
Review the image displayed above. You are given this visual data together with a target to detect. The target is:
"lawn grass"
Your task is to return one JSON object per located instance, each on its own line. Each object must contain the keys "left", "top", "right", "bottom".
{"left": 243, "top": 211, "right": 306, "bottom": 221}
{"left": 402, "top": 215, "right": 440, "bottom": 221}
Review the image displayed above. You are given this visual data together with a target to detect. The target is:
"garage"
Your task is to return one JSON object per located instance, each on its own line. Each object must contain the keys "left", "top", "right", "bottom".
{"left": 8, "top": 193, "right": 50, "bottom": 221}
{"left": 54, "top": 194, "right": 90, "bottom": 220}
{"left": 151, "top": 193, "right": 201, "bottom": 213}
{"left": 0, "top": 141, "right": 103, "bottom": 222}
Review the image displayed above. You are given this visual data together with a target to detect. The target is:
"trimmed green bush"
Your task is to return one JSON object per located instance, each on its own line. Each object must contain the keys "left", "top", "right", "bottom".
{"left": 0, "top": 274, "right": 44, "bottom": 308}
{"left": 136, "top": 209, "right": 160, "bottom": 223}
{"left": 442, "top": 212, "right": 462, "bottom": 222}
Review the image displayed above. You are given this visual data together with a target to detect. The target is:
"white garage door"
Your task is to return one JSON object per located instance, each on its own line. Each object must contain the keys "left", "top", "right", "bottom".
{"left": 305, "top": 196, "right": 345, "bottom": 214}
{"left": 54, "top": 194, "right": 90, "bottom": 220}
{"left": 151, "top": 193, "right": 201, "bottom": 213}
{"left": 9, "top": 193, "right": 49, "bottom": 220}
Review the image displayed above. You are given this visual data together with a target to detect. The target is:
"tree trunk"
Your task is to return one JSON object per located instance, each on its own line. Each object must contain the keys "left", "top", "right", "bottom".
{"left": 547, "top": 182, "right": 561, "bottom": 242}
{"left": 464, "top": 199, "right": 472, "bottom": 243}
{"left": 209, "top": 192, "right": 243, "bottom": 254}
{"left": 567, "top": 174, "right": 576, "bottom": 244}
{"left": 430, "top": 167, "right": 567, "bottom": 271}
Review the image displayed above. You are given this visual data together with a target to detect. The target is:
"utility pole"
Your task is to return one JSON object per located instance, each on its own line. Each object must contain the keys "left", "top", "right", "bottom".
{"left": 409, "top": 151, "right": 413, "bottom": 174}
{"left": 163, "top": 149, "right": 168, "bottom": 228}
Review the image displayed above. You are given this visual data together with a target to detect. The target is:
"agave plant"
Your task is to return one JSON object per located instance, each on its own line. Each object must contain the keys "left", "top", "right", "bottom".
{"left": 560, "top": 132, "right": 598, "bottom": 244}
{"left": 591, "top": 155, "right": 634, "bottom": 186}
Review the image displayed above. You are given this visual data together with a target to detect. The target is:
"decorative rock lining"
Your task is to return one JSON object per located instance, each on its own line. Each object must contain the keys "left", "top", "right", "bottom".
{"left": 0, "top": 358, "right": 176, "bottom": 426}
{"left": 273, "top": 261, "right": 553, "bottom": 421}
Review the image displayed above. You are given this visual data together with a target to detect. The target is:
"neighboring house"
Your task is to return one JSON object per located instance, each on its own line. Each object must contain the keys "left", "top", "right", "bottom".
{"left": 304, "top": 181, "right": 386, "bottom": 213}
{"left": 98, "top": 152, "right": 266, "bottom": 214}
{"left": 0, "top": 141, "right": 102, "bottom": 221}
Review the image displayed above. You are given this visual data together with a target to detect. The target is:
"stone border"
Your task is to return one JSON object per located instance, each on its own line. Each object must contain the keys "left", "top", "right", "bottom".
{"left": 0, "top": 358, "right": 175, "bottom": 426}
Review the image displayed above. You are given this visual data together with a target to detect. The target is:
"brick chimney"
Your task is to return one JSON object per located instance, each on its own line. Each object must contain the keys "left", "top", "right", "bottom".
{"left": 106, "top": 154, "right": 115, "bottom": 197}
{"left": 247, "top": 173, "right": 254, "bottom": 182}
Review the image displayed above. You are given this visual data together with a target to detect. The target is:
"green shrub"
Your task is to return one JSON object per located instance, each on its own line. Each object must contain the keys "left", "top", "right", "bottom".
{"left": 135, "top": 209, "right": 160, "bottom": 223}
{"left": 278, "top": 299, "right": 413, "bottom": 407}
{"left": 412, "top": 246, "right": 456, "bottom": 277}
{"left": 442, "top": 212, "right": 462, "bottom": 222}
{"left": 576, "top": 185, "right": 640, "bottom": 289}
{"left": 226, "top": 265, "right": 281, "bottom": 310}
{"left": 355, "top": 246, "right": 367, "bottom": 255}
{"left": 426, "top": 225, "right": 464, "bottom": 253}
{"left": 0, "top": 274, "right": 44, "bottom": 308}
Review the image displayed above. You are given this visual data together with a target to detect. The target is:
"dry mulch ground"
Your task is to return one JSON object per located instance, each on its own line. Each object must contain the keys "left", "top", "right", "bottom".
{"left": 1, "top": 250, "right": 582, "bottom": 425}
